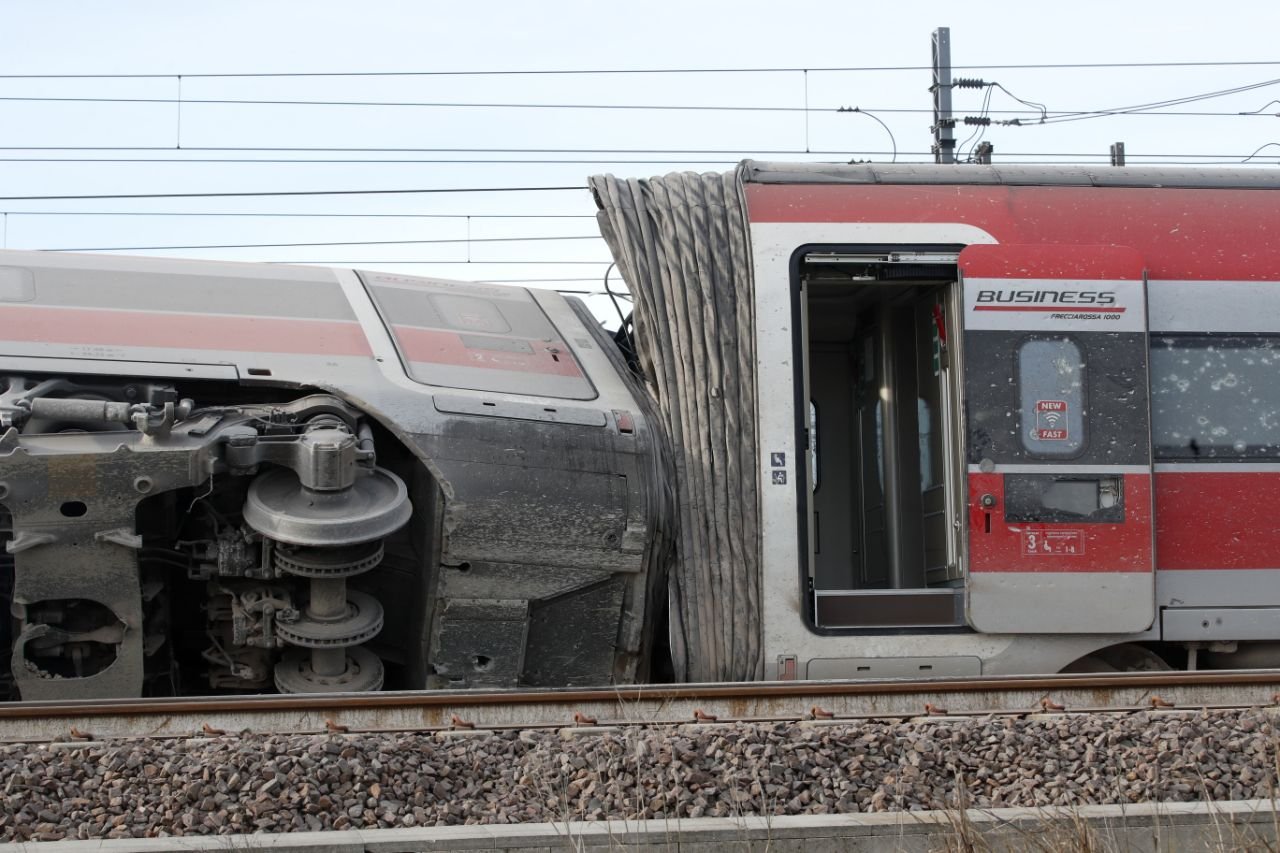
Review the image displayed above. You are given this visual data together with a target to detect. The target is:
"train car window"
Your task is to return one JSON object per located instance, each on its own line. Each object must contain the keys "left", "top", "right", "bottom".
{"left": 1017, "top": 337, "right": 1085, "bottom": 457}
{"left": 1152, "top": 335, "right": 1280, "bottom": 459}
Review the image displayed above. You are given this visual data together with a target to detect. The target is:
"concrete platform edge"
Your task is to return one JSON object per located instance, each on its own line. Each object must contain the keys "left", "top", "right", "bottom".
{"left": 12, "top": 798, "right": 1279, "bottom": 852}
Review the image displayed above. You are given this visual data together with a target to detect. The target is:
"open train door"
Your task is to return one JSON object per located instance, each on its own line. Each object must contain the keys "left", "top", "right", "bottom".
{"left": 960, "top": 244, "right": 1154, "bottom": 634}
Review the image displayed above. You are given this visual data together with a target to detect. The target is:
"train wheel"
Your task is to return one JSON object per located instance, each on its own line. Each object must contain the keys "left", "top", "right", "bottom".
{"left": 1062, "top": 643, "right": 1172, "bottom": 673}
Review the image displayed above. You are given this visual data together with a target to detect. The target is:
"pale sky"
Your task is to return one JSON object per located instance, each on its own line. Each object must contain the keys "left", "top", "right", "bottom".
{"left": 1, "top": 0, "right": 1277, "bottom": 322}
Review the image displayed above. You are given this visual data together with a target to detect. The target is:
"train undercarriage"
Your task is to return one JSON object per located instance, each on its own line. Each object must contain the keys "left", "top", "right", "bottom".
{"left": 0, "top": 375, "right": 426, "bottom": 700}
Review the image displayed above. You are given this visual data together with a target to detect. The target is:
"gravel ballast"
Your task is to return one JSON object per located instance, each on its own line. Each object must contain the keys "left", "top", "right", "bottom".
{"left": 1, "top": 708, "right": 1276, "bottom": 842}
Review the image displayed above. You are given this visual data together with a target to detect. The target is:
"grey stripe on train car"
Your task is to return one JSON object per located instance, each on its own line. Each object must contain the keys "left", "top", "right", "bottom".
{"left": 407, "top": 361, "right": 596, "bottom": 400}
{"left": 1, "top": 253, "right": 356, "bottom": 320}
{"left": 742, "top": 160, "right": 1280, "bottom": 189}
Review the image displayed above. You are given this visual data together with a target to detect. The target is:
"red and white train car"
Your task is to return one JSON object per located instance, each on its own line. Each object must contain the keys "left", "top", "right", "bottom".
{"left": 733, "top": 163, "right": 1280, "bottom": 677}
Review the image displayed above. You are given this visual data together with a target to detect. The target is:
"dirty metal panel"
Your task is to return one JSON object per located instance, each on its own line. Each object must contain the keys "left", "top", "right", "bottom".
{"left": 523, "top": 577, "right": 628, "bottom": 687}
{"left": 431, "top": 599, "right": 530, "bottom": 688}
{"left": 438, "top": 462, "right": 634, "bottom": 572}
{"left": 432, "top": 394, "right": 607, "bottom": 427}
{"left": 1163, "top": 608, "right": 1280, "bottom": 642}
{"left": 1, "top": 433, "right": 216, "bottom": 700}
{"left": 806, "top": 656, "right": 981, "bottom": 680}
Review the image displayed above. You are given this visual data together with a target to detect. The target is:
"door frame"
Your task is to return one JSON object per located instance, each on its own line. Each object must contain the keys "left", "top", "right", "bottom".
{"left": 790, "top": 243, "right": 969, "bottom": 634}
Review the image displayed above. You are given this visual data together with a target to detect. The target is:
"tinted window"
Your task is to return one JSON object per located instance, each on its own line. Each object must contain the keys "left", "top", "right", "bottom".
{"left": 1018, "top": 337, "right": 1085, "bottom": 457}
{"left": 1152, "top": 335, "right": 1280, "bottom": 459}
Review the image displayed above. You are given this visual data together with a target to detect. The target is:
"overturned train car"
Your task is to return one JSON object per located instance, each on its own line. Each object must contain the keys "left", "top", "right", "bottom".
{"left": 0, "top": 254, "right": 669, "bottom": 700}
{"left": 7, "top": 162, "right": 1280, "bottom": 702}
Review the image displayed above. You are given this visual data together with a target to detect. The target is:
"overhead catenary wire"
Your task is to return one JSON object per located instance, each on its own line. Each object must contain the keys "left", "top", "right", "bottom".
{"left": 478, "top": 277, "right": 610, "bottom": 284}
{"left": 4, "top": 94, "right": 1273, "bottom": 117}
{"left": 44, "top": 234, "right": 603, "bottom": 252}
{"left": 0, "top": 185, "right": 584, "bottom": 201}
{"left": 0, "top": 99, "right": 1274, "bottom": 119}
{"left": 0, "top": 210, "right": 597, "bottom": 218}
{"left": 1035, "top": 76, "right": 1280, "bottom": 125}
{"left": 0, "top": 145, "right": 905, "bottom": 153}
{"left": 3, "top": 141, "right": 1277, "bottom": 157}
{"left": 259, "top": 259, "right": 610, "bottom": 265}
{"left": 3, "top": 150, "right": 1280, "bottom": 165}
{"left": 0, "top": 157, "right": 750, "bottom": 165}
{"left": 1243, "top": 142, "right": 1280, "bottom": 162}
{"left": 3, "top": 59, "right": 1280, "bottom": 78}
{"left": 6, "top": 62, "right": 1273, "bottom": 292}
{"left": 1, "top": 67, "right": 1274, "bottom": 172}
{"left": 0, "top": 95, "right": 842, "bottom": 112}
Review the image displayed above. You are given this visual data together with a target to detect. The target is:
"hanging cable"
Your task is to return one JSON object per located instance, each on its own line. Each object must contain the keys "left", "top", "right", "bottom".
{"left": 958, "top": 86, "right": 995, "bottom": 161}
{"left": 601, "top": 262, "right": 640, "bottom": 375}
{"left": 601, "top": 263, "right": 629, "bottom": 331}
{"left": 1242, "top": 142, "right": 1280, "bottom": 162}
{"left": 1039, "top": 77, "right": 1280, "bottom": 125}
{"left": 1238, "top": 100, "right": 1280, "bottom": 115}
{"left": 836, "top": 107, "right": 898, "bottom": 162}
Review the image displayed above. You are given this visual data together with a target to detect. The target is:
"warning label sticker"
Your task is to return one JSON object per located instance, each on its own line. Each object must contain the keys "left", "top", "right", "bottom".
{"left": 1022, "top": 529, "right": 1085, "bottom": 556}
{"left": 1034, "top": 400, "right": 1069, "bottom": 441}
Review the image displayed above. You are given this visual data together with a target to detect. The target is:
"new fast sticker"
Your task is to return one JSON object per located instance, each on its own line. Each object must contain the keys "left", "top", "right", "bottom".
{"left": 1034, "top": 400, "right": 1068, "bottom": 440}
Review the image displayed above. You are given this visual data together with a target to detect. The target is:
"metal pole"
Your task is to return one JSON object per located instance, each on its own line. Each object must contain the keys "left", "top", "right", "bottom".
{"left": 878, "top": 304, "right": 905, "bottom": 588}
{"left": 931, "top": 27, "right": 956, "bottom": 164}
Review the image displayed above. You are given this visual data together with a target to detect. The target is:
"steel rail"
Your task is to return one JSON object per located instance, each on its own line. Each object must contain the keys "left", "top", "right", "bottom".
{"left": 5, "top": 669, "right": 1280, "bottom": 717}
{"left": 2, "top": 670, "right": 1279, "bottom": 743}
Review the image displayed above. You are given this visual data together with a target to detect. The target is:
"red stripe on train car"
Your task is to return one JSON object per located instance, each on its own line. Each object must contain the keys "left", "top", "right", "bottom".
{"left": 1157, "top": 471, "right": 1280, "bottom": 570}
{"left": 745, "top": 184, "right": 1280, "bottom": 282}
{"left": 972, "top": 306, "right": 1127, "bottom": 313}
{"left": 0, "top": 304, "right": 372, "bottom": 357}
{"left": 960, "top": 242, "right": 1145, "bottom": 281}
{"left": 393, "top": 326, "right": 584, "bottom": 377}
{"left": 967, "top": 472, "right": 1154, "bottom": 573}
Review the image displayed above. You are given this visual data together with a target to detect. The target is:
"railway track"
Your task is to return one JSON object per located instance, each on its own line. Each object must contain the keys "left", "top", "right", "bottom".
{"left": 3, "top": 669, "right": 1279, "bottom": 743}
{"left": 3, "top": 670, "right": 1280, "bottom": 843}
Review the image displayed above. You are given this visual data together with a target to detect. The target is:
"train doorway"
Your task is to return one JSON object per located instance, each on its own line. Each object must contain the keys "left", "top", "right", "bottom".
{"left": 797, "top": 248, "right": 967, "bottom": 630}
